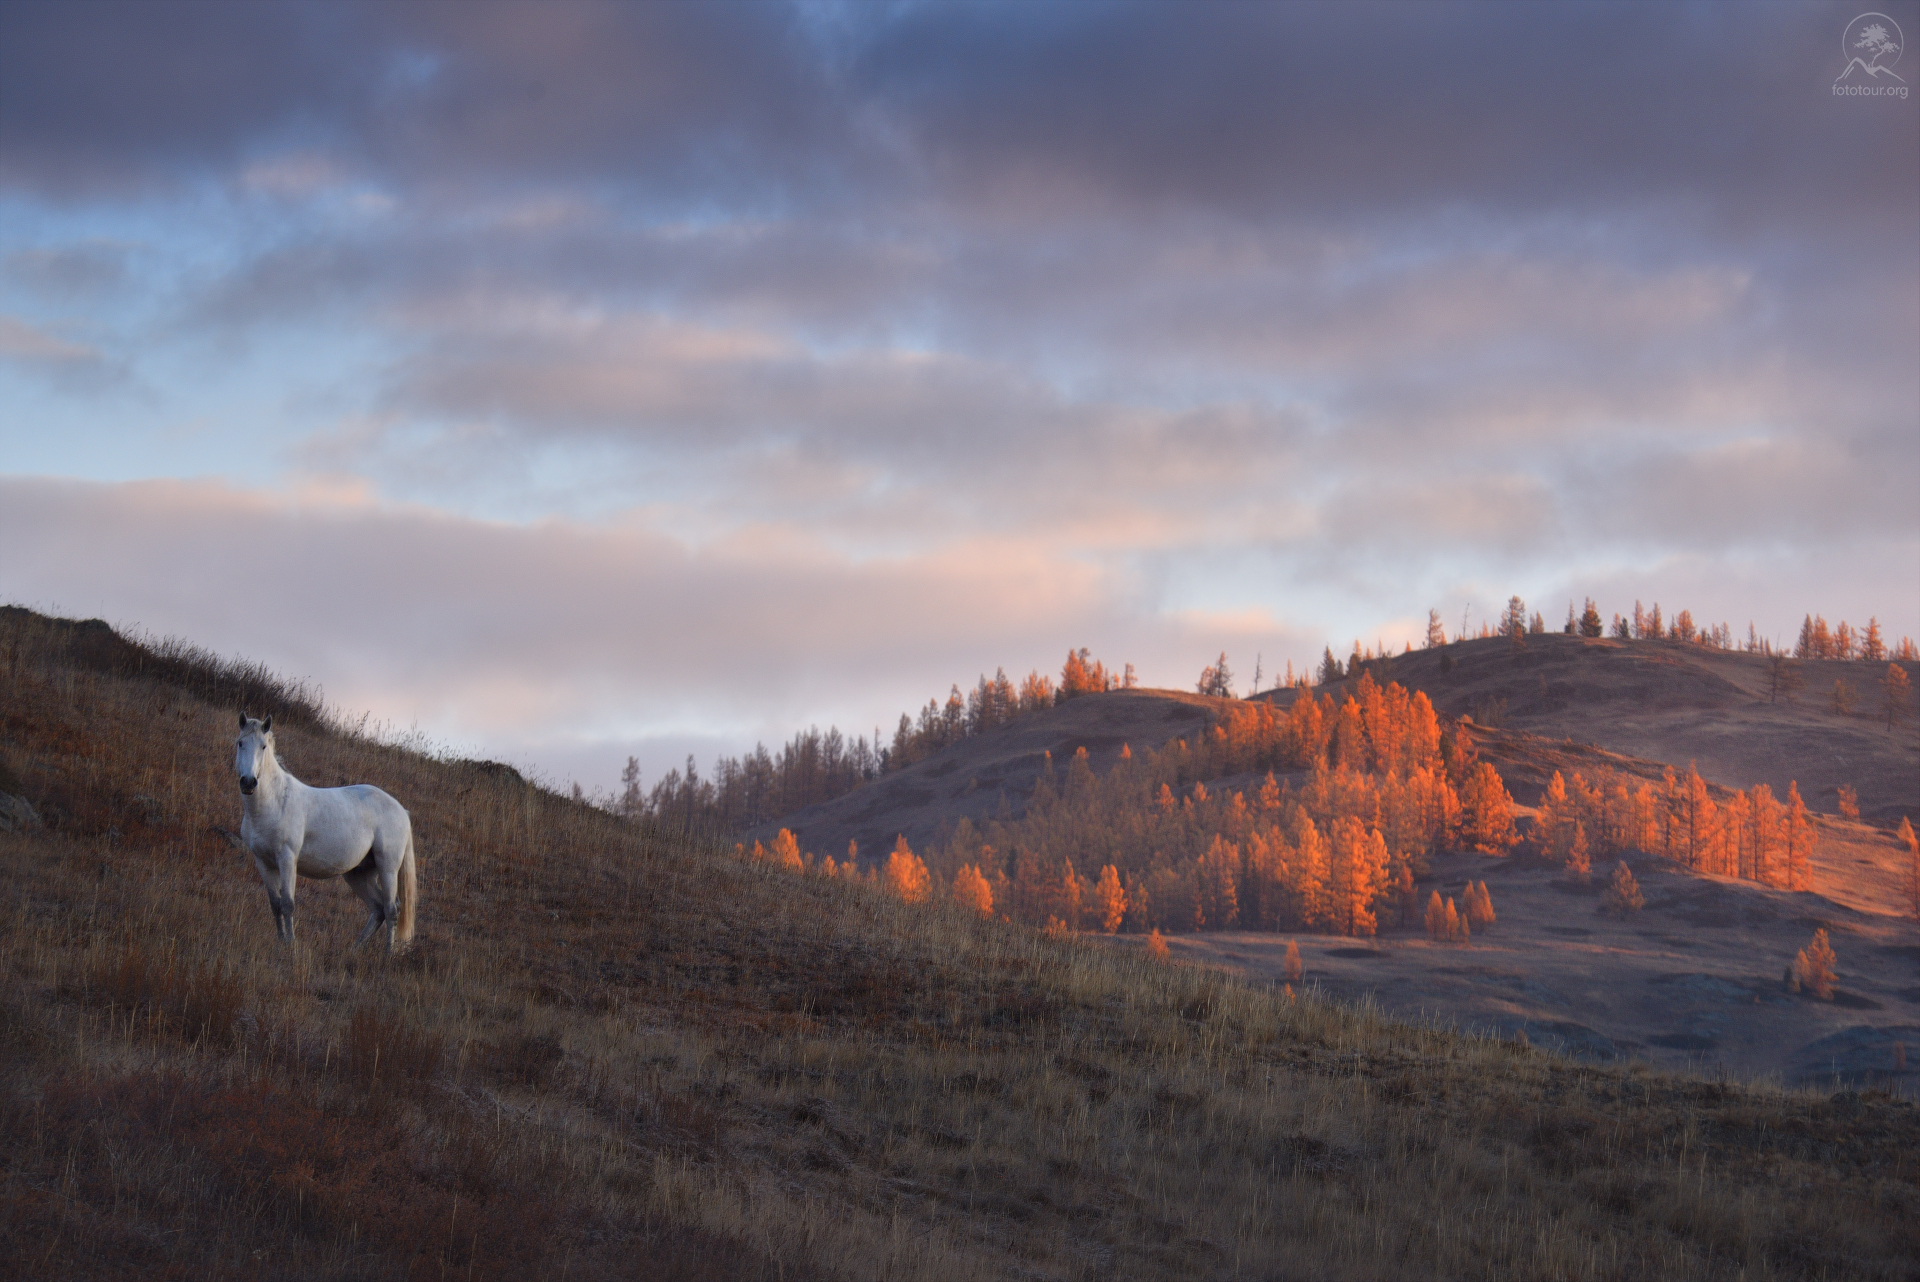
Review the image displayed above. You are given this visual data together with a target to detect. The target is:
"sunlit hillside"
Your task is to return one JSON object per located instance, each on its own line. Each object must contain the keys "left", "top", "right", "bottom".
{"left": 3, "top": 607, "right": 1919, "bottom": 1280}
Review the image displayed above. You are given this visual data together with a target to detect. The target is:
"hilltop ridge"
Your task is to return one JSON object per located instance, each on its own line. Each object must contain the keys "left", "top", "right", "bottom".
{"left": 760, "top": 633, "right": 1917, "bottom": 862}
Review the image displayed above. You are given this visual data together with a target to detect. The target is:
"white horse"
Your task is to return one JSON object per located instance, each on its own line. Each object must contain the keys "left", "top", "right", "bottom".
{"left": 234, "top": 713, "right": 417, "bottom": 950}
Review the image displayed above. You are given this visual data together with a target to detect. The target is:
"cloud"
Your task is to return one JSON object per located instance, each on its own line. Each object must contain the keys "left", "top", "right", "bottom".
{"left": 0, "top": 475, "right": 1322, "bottom": 785}
{"left": 2, "top": 1, "right": 1914, "bottom": 787}
{"left": 4, "top": 240, "right": 132, "bottom": 296}
{"left": 0, "top": 315, "right": 124, "bottom": 390}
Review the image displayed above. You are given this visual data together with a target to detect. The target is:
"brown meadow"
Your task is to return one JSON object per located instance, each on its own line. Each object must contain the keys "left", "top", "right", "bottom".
{"left": 2, "top": 606, "right": 1917, "bottom": 1280}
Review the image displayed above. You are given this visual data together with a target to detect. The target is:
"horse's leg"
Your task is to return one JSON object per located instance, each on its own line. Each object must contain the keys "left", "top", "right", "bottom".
{"left": 275, "top": 848, "right": 300, "bottom": 943}
{"left": 372, "top": 856, "right": 401, "bottom": 953}
{"left": 253, "top": 853, "right": 287, "bottom": 941}
{"left": 346, "top": 862, "right": 386, "bottom": 948}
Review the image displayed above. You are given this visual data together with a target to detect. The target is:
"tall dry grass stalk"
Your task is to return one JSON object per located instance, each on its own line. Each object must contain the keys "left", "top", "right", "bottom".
{"left": 2, "top": 605, "right": 1917, "bottom": 1280}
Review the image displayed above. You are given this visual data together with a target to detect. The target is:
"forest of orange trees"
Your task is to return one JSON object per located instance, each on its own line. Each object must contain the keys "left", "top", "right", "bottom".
{"left": 742, "top": 670, "right": 1838, "bottom": 937}
{"left": 748, "top": 675, "right": 1518, "bottom": 937}
{"left": 623, "top": 596, "right": 1912, "bottom": 843}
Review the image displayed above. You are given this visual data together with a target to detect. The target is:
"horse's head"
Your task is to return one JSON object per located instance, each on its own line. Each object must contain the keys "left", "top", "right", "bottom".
{"left": 235, "top": 712, "right": 275, "bottom": 795}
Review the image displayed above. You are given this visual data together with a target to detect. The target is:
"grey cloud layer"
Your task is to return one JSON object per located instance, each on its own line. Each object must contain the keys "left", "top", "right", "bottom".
{"left": 2, "top": 1, "right": 1914, "bottom": 783}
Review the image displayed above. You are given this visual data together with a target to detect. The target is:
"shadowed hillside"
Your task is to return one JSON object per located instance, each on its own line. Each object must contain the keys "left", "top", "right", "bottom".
{"left": 1313, "top": 633, "right": 1919, "bottom": 825}
{"left": 4, "top": 607, "right": 1920, "bottom": 1280}
{"left": 756, "top": 634, "right": 1915, "bottom": 875}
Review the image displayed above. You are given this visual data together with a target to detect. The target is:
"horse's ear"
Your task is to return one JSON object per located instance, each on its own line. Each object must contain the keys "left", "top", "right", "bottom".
{"left": 239, "top": 711, "right": 249, "bottom": 728}
{"left": 262, "top": 715, "right": 273, "bottom": 733}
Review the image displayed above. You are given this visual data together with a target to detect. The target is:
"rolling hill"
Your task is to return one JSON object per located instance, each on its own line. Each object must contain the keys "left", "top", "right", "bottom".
{"left": 760, "top": 634, "right": 1917, "bottom": 863}
{"left": 3, "top": 606, "right": 1919, "bottom": 1280}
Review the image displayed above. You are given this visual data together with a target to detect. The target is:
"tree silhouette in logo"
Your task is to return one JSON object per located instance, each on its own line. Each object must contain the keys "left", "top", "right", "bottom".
{"left": 1857, "top": 23, "right": 1900, "bottom": 68}
{"left": 1838, "top": 17, "right": 1905, "bottom": 82}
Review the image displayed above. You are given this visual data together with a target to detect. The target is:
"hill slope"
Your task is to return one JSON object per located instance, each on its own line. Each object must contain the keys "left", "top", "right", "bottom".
{"left": 765, "top": 635, "right": 1915, "bottom": 864}
{"left": 1316, "top": 633, "right": 1918, "bottom": 824}
{"left": 3, "top": 608, "right": 1919, "bottom": 1280}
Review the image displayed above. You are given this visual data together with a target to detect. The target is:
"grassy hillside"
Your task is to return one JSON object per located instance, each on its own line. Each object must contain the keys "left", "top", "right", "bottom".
{"left": 3, "top": 608, "right": 1919, "bottom": 1280}
{"left": 1317, "top": 634, "right": 1919, "bottom": 824}
{"left": 758, "top": 634, "right": 1916, "bottom": 869}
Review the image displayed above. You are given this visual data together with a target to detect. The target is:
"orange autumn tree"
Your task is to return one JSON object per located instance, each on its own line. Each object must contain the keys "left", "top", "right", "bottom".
{"left": 1092, "top": 864, "right": 1127, "bottom": 933}
{"left": 916, "top": 675, "right": 1525, "bottom": 938}
{"left": 952, "top": 863, "right": 994, "bottom": 918}
{"left": 1793, "top": 928, "right": 1837, "bottom": 1000}
{"left": 1457, "top": 763, "right": 1518, "bottom": 853}
{"left": 883, "top": 837, "right": 931, "bottom": 904}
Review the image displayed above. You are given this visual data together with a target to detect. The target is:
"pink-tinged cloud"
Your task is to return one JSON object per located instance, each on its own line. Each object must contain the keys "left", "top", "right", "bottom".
{"left": 0, "top": 475, "right": 1322, "bottom": 787}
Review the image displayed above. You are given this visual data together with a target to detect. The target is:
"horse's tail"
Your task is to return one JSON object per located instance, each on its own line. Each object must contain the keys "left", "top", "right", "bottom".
{"left": 396, "top": 827, "right": 418, "bottom": 944}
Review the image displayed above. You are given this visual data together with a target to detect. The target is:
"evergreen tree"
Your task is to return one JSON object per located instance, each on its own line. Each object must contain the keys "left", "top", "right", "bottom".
{"left": 1318, "top": 647, "right": 1343, "bottom": 686}
{"left": 1579, "top": 598, "right": 1603, "bottom": 638}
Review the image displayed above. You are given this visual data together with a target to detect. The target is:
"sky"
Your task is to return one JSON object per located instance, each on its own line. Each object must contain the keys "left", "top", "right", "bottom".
{"left": 2, "top": 0, "right": 1916, "bottom": 795}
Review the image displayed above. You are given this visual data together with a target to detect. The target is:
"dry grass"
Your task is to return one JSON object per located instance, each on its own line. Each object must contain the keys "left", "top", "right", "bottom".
{"left": 3, "top": 607, "right": 1919, "bottom": 1280}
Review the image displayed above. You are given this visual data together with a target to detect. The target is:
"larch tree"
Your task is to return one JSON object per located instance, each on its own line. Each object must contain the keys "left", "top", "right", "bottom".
{"left": 1197, "top": 652, "right": 1235, "bottom": 698}
{"left": 1603, "top": 861, "right": 1644, "bottom": 914}
{"left": 1898, "top": 817, "right": 1919, "bottom": 918}
{"left": 1883, "top": 663, "right": 1912, "bottom": 730}
{"left": 1500, "top": 596, "right": 1529, "bottom": 639}
{"left": 1424, "top": 891, "right": 1447, "bottom": 940}
{"left": 1465, "top": 880, "right": 1495, "bottom": 929}
{"left": 1292, "top": 810, "right": 1332, "bottom": 929}
{"left": 1785, "top": 783, "right": 1814, "bottom": 891}
{"left": 1457, "top": 762, "right": 1518, "bottom": 854}
{"left": 1425, "top": 609, "right": 1447, "bottom": 648}
{"left": 1862, "top": 618, "right": 1887, "bottom": 662}
{"left": 1282, "top": 940, "right": 1303, "bottom": 984}
{"left": 884, "top": 837, "right": 931, "bottom": 904}
{"left": 952, "top": 863, "right": 994, "bottom": 918}
{"left": 1793, "top": 928, "right": 1837, "bottom": 1000}
{"left": 1566, "top": 822, "right": 1591, "bottom": 882}
{"left": 1093, "top": 864, "right": 1127, "bottom": 933}
{"left": 1837, "top": 785, "right": 1860, "bottom": 821}
{"left": 1579, "top": 598, "right": 1604, "bottom": 638}
{"left": 769, "top": 828, "right": 805, "bottom": 872}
